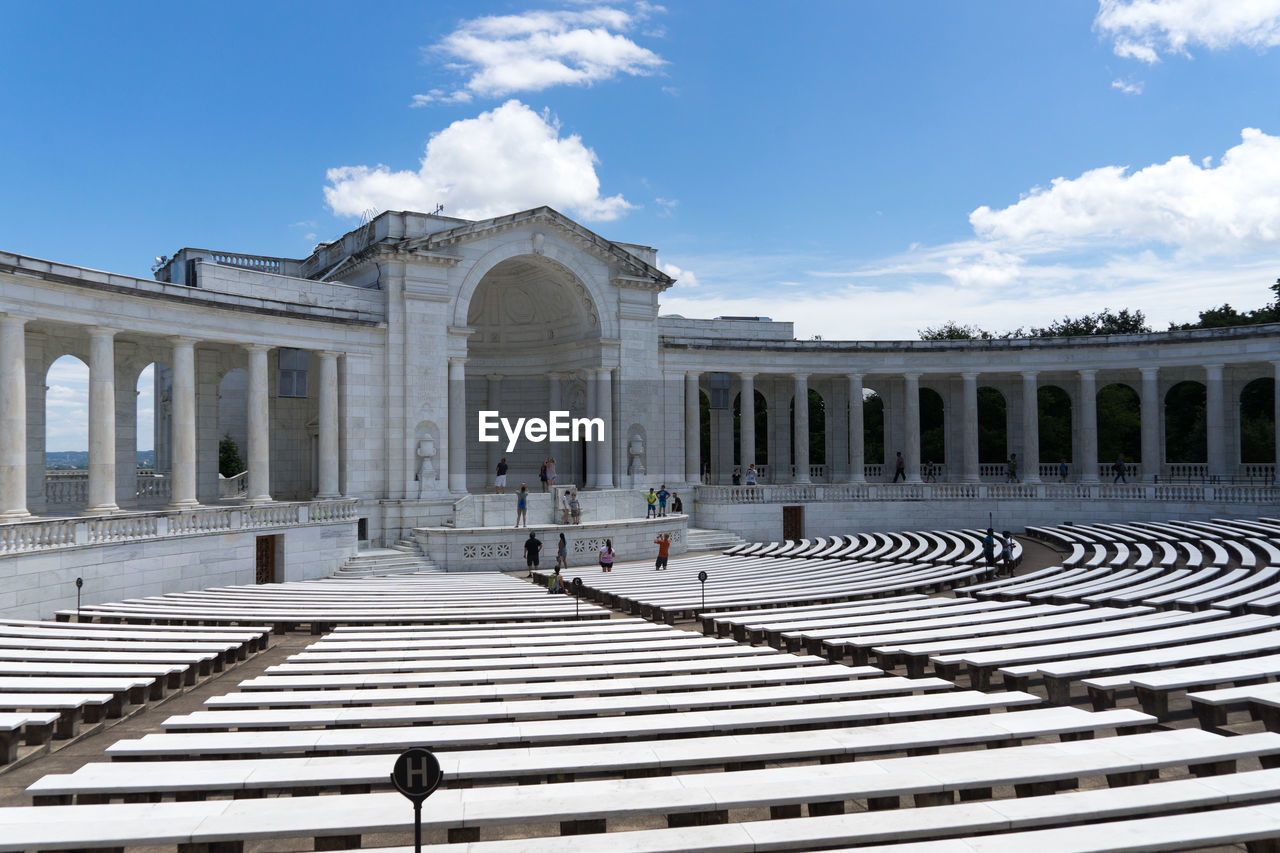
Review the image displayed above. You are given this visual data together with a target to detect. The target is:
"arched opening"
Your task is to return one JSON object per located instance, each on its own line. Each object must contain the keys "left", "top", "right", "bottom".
{"left": 1038, "top": 385, "right": 1072, "bottom": 465}
{"left": 44, "top": 354, "right": 90, "bottom": 509}
{"left": 920, "top": 387, "right": 945, "bottom": 467}
{"left": 464, "top": 255, "right": 602, "bottom": 490}
{"left": 1240, "top": 377, "right": 1276, "bottom": 465}
{"left": 732, "top": 389, "right": 768, "bottom": 466}
{"left": 698, "top": 390, "right": 711, "bottom": 482}
{"left": 218, "top": 368, "right": 249, "bottom": 497}
{"left": 864, "top": 390, "right": 885, "bottom": 468}
{"left": 1097, "top": 383, "right": 1141, "bottom": 465}
{"left": 788, "top": 388, "right": 827, "bottom": 469}
{"left": 977, "top": 387, "right": 1007, "bottom": 464}
{"left": 135, "top": 362, "right": 164, "bottom": 507}
{"left": 1165, "top": 381, "right": 1207, "bottom": 464}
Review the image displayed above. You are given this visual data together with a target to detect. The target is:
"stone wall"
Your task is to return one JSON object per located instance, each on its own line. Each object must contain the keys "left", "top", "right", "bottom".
{"left": 0, "top": 521, "right": 356, "bottom": 620}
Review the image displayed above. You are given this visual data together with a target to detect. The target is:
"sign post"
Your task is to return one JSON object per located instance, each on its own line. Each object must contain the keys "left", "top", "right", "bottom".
{"left": 75, "top": 577, "right": 83, "bottom": 619}
{"left": 698, "top": 570, "right": 708, "bottom": 612}
{"left": 390, "top": 747, "right": 443, "bottom": 853}
{"left": 572, "top": 577, "right": 583, "bottom": 618}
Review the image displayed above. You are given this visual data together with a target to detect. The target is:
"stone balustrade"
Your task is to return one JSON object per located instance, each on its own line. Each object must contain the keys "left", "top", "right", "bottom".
{"left": 694, "top": 482, "right": 1278, "bottom": 505}
{"left": 0, "top": 499, "right": 357, "bottom": 556}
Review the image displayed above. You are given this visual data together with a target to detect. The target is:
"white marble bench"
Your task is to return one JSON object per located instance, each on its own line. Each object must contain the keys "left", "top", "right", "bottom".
{"left": 0, "top": 711, "right": 61, "bottom": 764}
{"left": 1083, "top": 652, "right": 1280, "bottom": 719}
{"left": 31, "top": 706, "right": 1151, "bottom": 803}
{"left": 0, "top": 692, "right": 114, "bottom": 738}
{"left": 14, "top": 729, "right": 1278, "bottom": 849}
{"left": 163, "top": 676, "right": 955, "bottom": 731}
{"left": 1187, "top": 682, "right": 1280, "bottom": 733}
{"left": 105, "top": 690, "right": 1042, "bottom": 758}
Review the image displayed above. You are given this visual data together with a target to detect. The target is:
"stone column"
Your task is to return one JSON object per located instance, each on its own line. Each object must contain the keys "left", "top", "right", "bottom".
{"left": 316, "top": 351, "right": 340, "bottom": 499}
{"left": 584, "top": 370, "right": 599, "bottom": 488}
{"left": 903, "top": 372, "right": 922, "bottom": 483}
{"left": 485, "top": 374, "right": 503, "bottom": 479}
{"left": 447, "top": 359, "right": 467, "bottom": 493}
{"left": 84, "top": 327, "right": 120, "bottom": 515}
{"left": 684, "top": 372, "right": 700, "bottom": 485}
{"left": 168, "top": 337, "right": 199, "bottom": 508}
{"left": 244, "top": 344, "right": 272, "bottom": 504}
{"left": 739, "top": 373, "right": 756, "bottom": 471}
{"left": 847, "top": 373, "right": 865, "bottom": 483}
{"left": 1140, "top": 367, "right": 1160, "bottom": 482}
{"left": 1079, "top": 369, "right": 1099, "bottom": 483}
{"left": 595, "top": 368, "right": 613, "bottom": 488}
{"left": 0, "top": 315, "right": 30, "bottom": 519}
{"left": 1021, "top": 371, "right": 1041, "bottom": 483}
{"left": 961, "top": 373, "right": 979, "bottom": 482}
{"left": 1205, "top": 363, "right": 1226, "bottom": 480}
{"left": 792, "top": 373, "right": 811, "bottom": 483}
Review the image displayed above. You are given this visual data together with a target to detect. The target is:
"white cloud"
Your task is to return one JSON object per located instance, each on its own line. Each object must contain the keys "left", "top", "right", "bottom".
{"left": 1110, "top": 77, "right": 1144, "bottom": 94}
{"left": 136, "top": 364, "right": 154, "bottom": 453}
{"left": 660, "top": 261, "right": 698, "bottom": 287}
{"left": 658, "top": 129, "right": 1280, "bottom": 339}
{"left": 44, "top": 356, "right": 88, "bottom": 452}
{"left": 968, "top": 128, "right": 1280, "bottom": 254}
{"left": 324, "top": 100, "right": 633, "bottom": 222}
{"left": 1096, "top": 0, "right": 1280, "bottom": 62}
{"left": 414, "top": 4, "right": 665, "bottom": 103}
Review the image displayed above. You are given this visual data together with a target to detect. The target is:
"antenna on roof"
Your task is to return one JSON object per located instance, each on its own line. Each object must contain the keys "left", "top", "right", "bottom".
{"left": 432, "top": 203, "right": 444, "bottom": 215}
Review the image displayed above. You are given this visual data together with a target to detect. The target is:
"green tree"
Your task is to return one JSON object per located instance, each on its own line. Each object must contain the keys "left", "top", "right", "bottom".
{"left": 1170, "top": 279, "right": 1280, "bottom": 330}
{"left": 863, "top": 392, "right": 885, "bottom": 465}
{"left": 1240, "top": 378, "right": 1276, "bottom": 464}
{"left": 920, "top": 388, "right": 945, "bottom": 463}
{"left": 1038, "top": 386, "right": 1072, "bottom": 463}
{"left": 218, "top": 433, "right": 245, "bottom": 478}
{"left": 1030, "top": 308, "right": 1150, "bottom": 337}
{"left": 1164, "top": 382, "right": 1207, "bottom": 463}
{"left": 1096, "top": 384, "right": 1141, "bottom": 463}
{"left": 977, "top": 387, "right": 1007, "bottom": 463}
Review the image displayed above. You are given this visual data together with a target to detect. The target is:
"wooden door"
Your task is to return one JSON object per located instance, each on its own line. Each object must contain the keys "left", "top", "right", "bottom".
{"left": 255, "top": 535, "right": 277, "bottom": 584}
{"left": 782, "top": 505, "right": 804, "bottom": 541}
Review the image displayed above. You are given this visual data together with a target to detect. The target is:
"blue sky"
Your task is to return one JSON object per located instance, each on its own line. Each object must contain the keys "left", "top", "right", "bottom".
{"left": 3, "top": 1, "right": 1280, "bottom": 448}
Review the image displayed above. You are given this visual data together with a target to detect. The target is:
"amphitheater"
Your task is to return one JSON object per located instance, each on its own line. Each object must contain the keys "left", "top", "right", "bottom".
{"left": 1, "top": 206, "right": 1279, "bottom": 850}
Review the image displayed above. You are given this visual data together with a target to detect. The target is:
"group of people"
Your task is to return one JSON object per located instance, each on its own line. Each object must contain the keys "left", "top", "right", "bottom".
{"left": 644, "top": 486, "right": 684, "bottom": 517}
{"left": 885, "top": 452, "right": 1132, "bottom": 484}
{"left": 729, "top": 464, "right": 760, "bottom": 486}
{"left": 509, "top": 480, "right": 581, "bottom": 528}
{"left": 495, "top": 457, "right": 559, "bottom": 494}
{"left": 532, "top": 532, "right": 675, "bottom": 591}
{"left": 981, "top": 527, "right": 1017, "bottom": 576}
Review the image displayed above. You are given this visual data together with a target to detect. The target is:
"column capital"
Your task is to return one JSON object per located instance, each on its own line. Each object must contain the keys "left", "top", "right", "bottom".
{"left": 739, "top": 371, "right": 757, "bottom": 380}
{"left": 317, "top": 350, "right": 343, "bottom": 360}
{"left": 1020, "top": 370, "right": 1038, "bottom": 381}
{"left": 170, "top": 335, "right": 199, "bottom": 348}
{"left": 1078, "top": 368, "right": 1097, "bottom": 378}
{"left": 792, "top": 372, "right": 809, "bottom": 381}
{"left": 902, "top": 371, "right": 921, "bottom": 380}
{"left": 0, "top": 313, "right": 29, "bottom": 329}
{"left": 685, "top": 370, "right": 701, "bottom": 379}
{"left": 594, "top": 367, "right": 613, "bottom": 378}
{"left": 961, "top": 371, "right": 979, "bottom": 381}
{"left": 846, "top": 372, "right": 863, "bottom": 382}
{"left": 1205, "top": 363, "right": 1225, "bottom": 376}
{"left": 448, "top": 357, "right": 468, "bottom": 366}
{"left": 1140, "top": 366, "right": 1159, "bottom": 378}
{"left": 485, "top": 373, "right": 504, "bottom": 382}
{"left": 88, "top": 325, "right": 119, "bottom": 338}
{"left": 243, "top": 342, "right": 271, "bottom": 353}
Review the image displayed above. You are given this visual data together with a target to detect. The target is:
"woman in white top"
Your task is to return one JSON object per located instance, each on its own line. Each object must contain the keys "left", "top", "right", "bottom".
{"left": 599, "top": 539, "right": 615, "bottom": 572}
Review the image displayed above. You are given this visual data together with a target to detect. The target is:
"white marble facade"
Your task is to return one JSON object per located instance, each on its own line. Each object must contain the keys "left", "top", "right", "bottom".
{"left": 1, "top": 205, "right": 1278, "bottom": 549}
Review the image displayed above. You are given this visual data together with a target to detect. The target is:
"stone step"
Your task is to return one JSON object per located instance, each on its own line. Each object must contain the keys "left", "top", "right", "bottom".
{"left": 332, "top": 547, "right": 440, "bottom": 577}
{"left": 685, "top": 527, "right": 748, "bottom": 554}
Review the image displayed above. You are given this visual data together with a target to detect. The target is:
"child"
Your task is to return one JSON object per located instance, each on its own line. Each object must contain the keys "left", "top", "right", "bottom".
{"left": 515, "top": 484, "right": 528, "bottom": 527}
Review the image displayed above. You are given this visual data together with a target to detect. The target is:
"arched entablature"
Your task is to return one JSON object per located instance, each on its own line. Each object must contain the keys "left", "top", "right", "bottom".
{"left": 450, "top": 236, "right": 616, "bottom": 344}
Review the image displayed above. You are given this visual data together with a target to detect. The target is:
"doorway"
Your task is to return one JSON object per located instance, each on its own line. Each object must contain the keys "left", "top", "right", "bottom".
{"left": 255, "top": 535, "right": 279, "bottom": 584}
{"left": 782, "top": 505, "right": 805, "bottom": 541}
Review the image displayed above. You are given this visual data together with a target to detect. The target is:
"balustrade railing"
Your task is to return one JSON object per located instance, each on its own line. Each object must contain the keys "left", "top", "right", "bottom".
{"left": 210, "top": 251, "right": 283, "bottom": 274}
{"left": 219, "top": 471, "right": 248, "bottom": 499}
{"left": 0, "top": 498, "right": 358, "bottom": 556}
{"left": 695, "top": 482, "right": 1277, "bottom": 505}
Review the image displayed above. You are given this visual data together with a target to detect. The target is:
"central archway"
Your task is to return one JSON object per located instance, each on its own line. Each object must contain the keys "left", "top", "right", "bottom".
{"left": 461, "top": 253, "right": 606, "bottom": 491}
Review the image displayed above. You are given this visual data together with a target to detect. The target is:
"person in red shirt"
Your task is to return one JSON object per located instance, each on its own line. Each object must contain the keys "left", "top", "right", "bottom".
{"left": 653, "top": 533, "right": 671, "bottom": 570}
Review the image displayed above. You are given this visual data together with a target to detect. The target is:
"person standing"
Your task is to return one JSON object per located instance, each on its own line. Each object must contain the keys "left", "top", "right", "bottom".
{"left": 546, "top": 457, "right": 557, "bottom": 488}
{"left": 1058, "top": 459, "right": 1069, "bottom": 482}
{"left": 524, "top": 530, "right": 542, "bottom": 578}
{"left": 656, "top": 484, "right": 670, "bottom": 517}
{"left": 1006, "top": 453, "right": 1018, "bottom": 483}
{"left": 1113, "top": 454, "right": 1128, "bottom": 483}
{"left": 982, "top": 528, "right": 997, "bottom": 569}
{"left": 495, "top": 457, "right": 508, "bottom": 494}
{"left": 731, "top": 467, "right": 741, "bottom": 486}
{"left": 1001, "top": 530, "right": 1016, "bottom": 576}
{"left": 560, "top": 489, "right": 571, "bottom": 524}
{"left": 653, "top": 533, "right": 671, "bottom": 570}
{"left": 515, "top": 484, "right": 528, "bottom": 527}
{"left": 745, "top": 465, "right": 757, "bottom": 486}
{"left": 645, "top": 487, "right": 657, "bottom": 518}
{"left": 539, "top": 460, "right": 549, "bottom": 493}
{"left": 599, "top": 539, "right": 616, "bottom": 572}
{"left": 569, "top": 490, "right": 581, "bottom": 524}
{"left": 556, "top": 533, "right": 568, "bottom": 570}
{"left": 892, "top": 451, "right": 906, "bottom": 482}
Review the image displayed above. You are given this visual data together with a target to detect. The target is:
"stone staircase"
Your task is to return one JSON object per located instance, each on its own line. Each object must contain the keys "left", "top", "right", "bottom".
{"left": 332, "top": 540, "right": 441, "bottom": 577}
{"left": 684, "top": 526, "right": 748, "bottom": 554}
